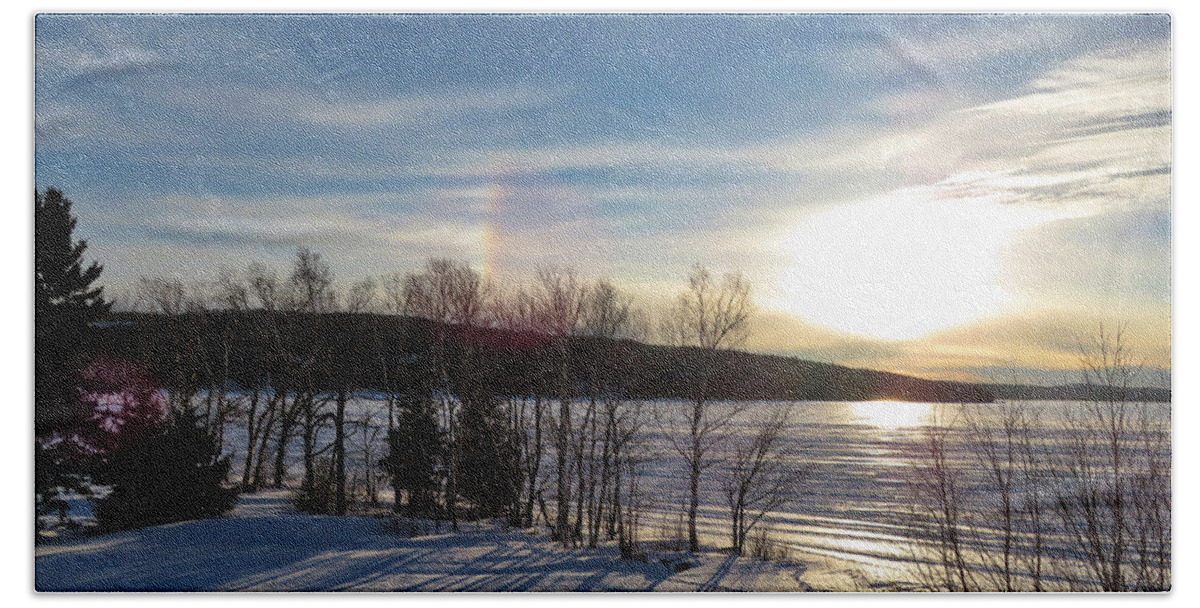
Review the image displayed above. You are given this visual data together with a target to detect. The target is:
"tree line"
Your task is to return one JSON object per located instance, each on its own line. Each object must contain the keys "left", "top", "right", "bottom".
{"left": 118, "top": 251, "right": 789, "bottom": 554}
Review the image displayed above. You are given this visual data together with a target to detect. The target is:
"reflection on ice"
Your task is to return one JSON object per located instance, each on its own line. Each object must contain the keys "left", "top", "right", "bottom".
{"left": 850, "top": 400, "right": 932, "bottom": 432}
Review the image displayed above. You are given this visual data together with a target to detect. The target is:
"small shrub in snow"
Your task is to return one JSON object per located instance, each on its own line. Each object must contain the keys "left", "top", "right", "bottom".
{"left": 749, "top": 526, "right": 792, "bottom": 562}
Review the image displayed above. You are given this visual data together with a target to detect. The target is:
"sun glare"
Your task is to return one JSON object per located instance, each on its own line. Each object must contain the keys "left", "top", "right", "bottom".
{"left": 771, "top": 187, "right": 1060, "bottom": 341}
{"left": 851, "top": 401, "right": 932, "bottom": 432}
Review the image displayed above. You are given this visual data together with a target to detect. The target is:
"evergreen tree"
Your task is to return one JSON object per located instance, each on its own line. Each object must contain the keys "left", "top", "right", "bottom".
{"left": 457, "top": 396, "right": 522, "bottom": 521}
{"left": 35, "top": 187, "right": 111, "bottom": 532}
{"left": 92, "top": 408, "right": 239, "bottom": 533}
{"left": 35, "top": 188, "right": 109, "bottom": 313}
{"left": 383, "top": 396, "right": 444, "bottom": 518}
{"left": 35, "top": 187, "right": 110, "bottom": 436}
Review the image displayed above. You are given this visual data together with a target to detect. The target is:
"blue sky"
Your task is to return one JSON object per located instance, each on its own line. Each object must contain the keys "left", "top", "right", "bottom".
{"left": 34, "top": 13, "right": 1172, "bottom": 383}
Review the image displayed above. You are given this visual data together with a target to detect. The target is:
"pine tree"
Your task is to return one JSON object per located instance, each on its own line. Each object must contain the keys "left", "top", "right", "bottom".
{"left": 457, "top": 395, "right": 522, "bottom": 521}
{"left": 35, "top": 187, "right": 111, "bottom": 436}
{"left": 92, "top": 408, "right": 239, "bottom": 533}
{"left": 35, "top": 188, "right": 109, "bottom": 313}
{"left": 35, "top": 187, "right": 111, "bottom": 532}
{"left": 383, "top": 396, "right": 444, "bottom": 518}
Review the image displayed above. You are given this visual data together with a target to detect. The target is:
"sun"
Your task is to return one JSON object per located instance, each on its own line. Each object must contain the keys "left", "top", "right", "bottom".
{"left": 770, "top": 187, "right": 1058, "bottom": 341}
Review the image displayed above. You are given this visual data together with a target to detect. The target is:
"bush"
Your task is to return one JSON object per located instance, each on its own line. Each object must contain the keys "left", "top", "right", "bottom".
{"left": 92, "top": 409, "right": 238, "bottom": 532}
{"left": 748, "top": 525, "right": 792, "bottom": 561}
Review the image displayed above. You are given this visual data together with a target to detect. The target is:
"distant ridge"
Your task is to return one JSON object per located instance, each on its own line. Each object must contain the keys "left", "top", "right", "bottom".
{"left": 85, "top": 312, "right": 1165, "bottom": 404}
{"left": 985, "top": 383, "right": 1170, "bottom": 403}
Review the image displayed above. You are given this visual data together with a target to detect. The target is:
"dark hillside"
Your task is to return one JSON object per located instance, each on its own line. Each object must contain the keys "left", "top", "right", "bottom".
{"left": 86, "top": 311, "right": 994, "bottom": 402}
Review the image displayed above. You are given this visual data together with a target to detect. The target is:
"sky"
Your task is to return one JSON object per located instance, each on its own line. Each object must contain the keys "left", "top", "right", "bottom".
{"left": 33, "top": 13, "right": 1172, "bottom": 385}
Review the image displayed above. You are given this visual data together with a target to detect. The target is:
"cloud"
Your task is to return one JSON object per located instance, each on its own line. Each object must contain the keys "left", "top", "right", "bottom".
{"left": 1003, "top": 208, "right": 1171, "bottom": 305}
{"left": 773, "top": 41, "right": 1170, "bottom": 206}
{"left": 35, "top": 26, "right": 166, "bottom": 82}
{"left": 747, "top": 305, "right": 1170, "bottom": 385}
{"left": 95, "top": 191, "right": 484, "bottom": 258}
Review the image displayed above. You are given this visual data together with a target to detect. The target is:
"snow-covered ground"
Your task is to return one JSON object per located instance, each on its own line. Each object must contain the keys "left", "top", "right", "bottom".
{"left": 35, "top": 489, "right": 809, "bottom": 592}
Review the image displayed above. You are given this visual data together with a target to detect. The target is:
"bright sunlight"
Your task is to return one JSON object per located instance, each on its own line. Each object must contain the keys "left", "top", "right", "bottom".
{"left": 772, "top": 186, "right": 1065, "bottom": 340}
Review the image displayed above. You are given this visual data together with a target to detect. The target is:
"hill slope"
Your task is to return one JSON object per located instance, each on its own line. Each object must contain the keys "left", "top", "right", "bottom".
{"left": 90, "top": 312, "right": 995, "bottom": 403}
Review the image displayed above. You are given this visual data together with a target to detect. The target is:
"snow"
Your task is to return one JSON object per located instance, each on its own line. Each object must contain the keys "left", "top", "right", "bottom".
{"left": 35, "top": 490, "right": 808, "bottom": 592}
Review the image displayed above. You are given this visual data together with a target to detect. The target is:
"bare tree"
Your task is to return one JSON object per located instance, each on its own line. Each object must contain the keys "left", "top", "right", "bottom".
{"left": 353, "top": 401, "right": 387, "bottom": 506}
{"left": 380, "top": 272, "right": 406, "bottom": 315}
{"left": 403, "top": 258, "right": 488, "bottom": 529}
{"left": 345, "top": 277, "right": 379, "bottom": 314}
{"left": 659, "top": 265, "right": 753, "bottom": 552}
{"left": 489, "top": 284, "right": 547, "bottom": 529}
{"left": 135, "top": 277, "right": 216, "bottom": 418}
{"left": 289, "top": 247, "right": 337, "bottom": 314}
{"left": 578, "top": 280, "right": 640, "bottom": 547}
{"left": 136, "top": 276, "right": 187, "bottom": 316}
{"left": 285, "top": 248, "right": 336, "bottom": 503}
{"left": 721, "top": 407, "right": 805, "bottom": 555}
{"left": 907, "top": 411, "right": 976, "bottom": 591}
{"left": 243, "top": 262, "right": 306, "bottom": 490}
{"left": 963, "top": 404, "right": 1023, "bottom": 591}
{"left": 1012, "top": 404, "right": 1049, "bottom": 591}
{"left": 247, "top": 262, "right": 282, "bottom": 312}
{"left": 1053, "top": 324, "right": 1170, "bottom": 591}
{"left": 615, "top": 413, "right": 651, "bottom": 558}
{"left": 532, "top": 267, "right": 588, "bottom": 545}
{"left": 215, "top": 266, "right": 250, "bottom": 311}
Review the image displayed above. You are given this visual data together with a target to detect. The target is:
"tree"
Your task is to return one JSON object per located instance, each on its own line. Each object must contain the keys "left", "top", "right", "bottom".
{"left": 660, "top": 265, "right": 753, "bottom": 552}
{"left": 75, "top": 358, "right": 168, "bottom": 456}
{"left": 457, "top": 394, "right": 522, "bottom": 521}
{"left": 345, "top": 277, "right": 379, "bottom": 314}
{"left": 907, "top": 410, "right": 976, "bottom": 591}
{"left": 532, "top": 267, "right": 588, "bottom": 545}
{"left": 402, "top": 258, "right": 489, "bottom": 529}
{"left": 35, "top": 187, "right": 111, "bottom": 436}
{"left": 92, "top": 407, "right": 239, "bottom": 532}
{"left": 35, "top": 188, "right": 109, "bottom": 314}
{"left": 283, "top": 248, "right": 336, "bottom": 506}
{"left": 721, "top": 407, "right": 804, "bottom": 555}
{"left": 580, "top": 280, "right": 641, "bottom": 547}
{"left": 383, "top": 395, "right": 445, "bottom": 518}
{"left": 35, "top": 188, "right": 112, "bottom": 531}
{"left": 1053, "top": 324, "right": 1170, "bottom": 591}
{"left": 288, "top": 247, "right": 336, "bottom": 313}
{"left": 488, "top": 284, "right": 551, "bottom": 529}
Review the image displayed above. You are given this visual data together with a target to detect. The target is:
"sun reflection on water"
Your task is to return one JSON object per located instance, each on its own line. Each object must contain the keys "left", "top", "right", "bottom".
{"left": 850, "top": 401, "right": 933, "bottom": 432}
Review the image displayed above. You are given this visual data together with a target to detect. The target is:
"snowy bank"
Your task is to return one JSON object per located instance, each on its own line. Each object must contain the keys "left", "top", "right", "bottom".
{"left": 36, "top": 490, "right": 808, "bottom": 592}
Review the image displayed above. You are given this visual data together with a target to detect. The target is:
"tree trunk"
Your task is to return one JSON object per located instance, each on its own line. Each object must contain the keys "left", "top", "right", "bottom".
{"left": 524, "top": 395, "right": 543, "bottom": 528}
{"left": 556, "top": 395, "right": 572, "bottom": 544}
{"left": 335, "top": 388, "right": 347, "bottom": 515}
{"left": 241, "top": 389, "right": 261, "bottom": 488}
{"left": 687, "top": 397, "right": 703, "bottom": 553}
{"left": 273, "top": 412, "right": 293, "bottom": 488}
